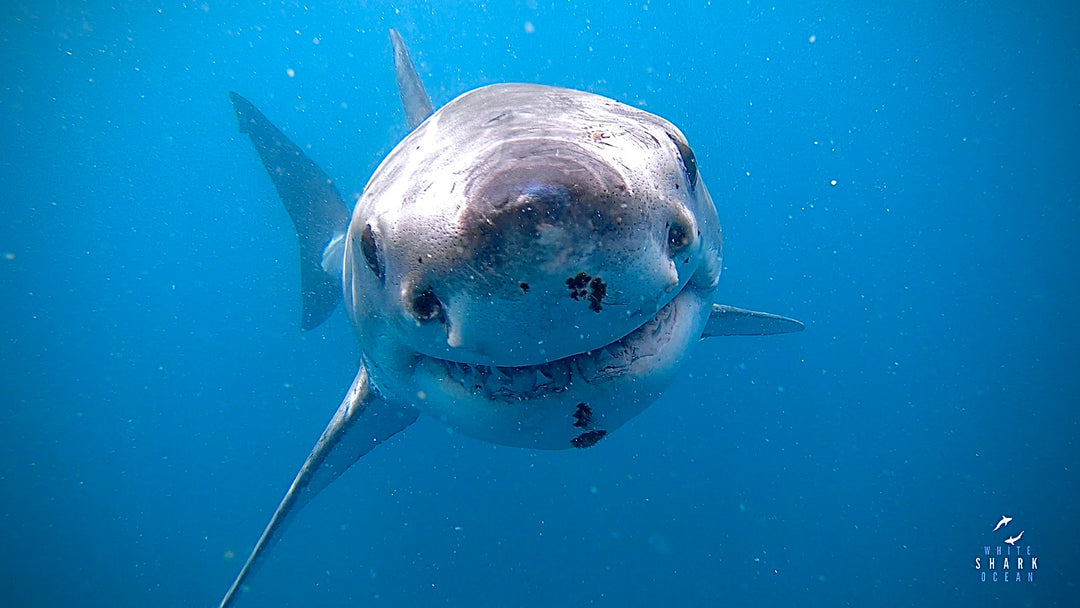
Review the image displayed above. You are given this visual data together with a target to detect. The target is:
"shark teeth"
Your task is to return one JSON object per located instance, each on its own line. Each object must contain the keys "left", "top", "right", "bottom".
{"left": 508, "top": 367, "right": 536, "bottom": 393}
{"left": 446, "top": 360, "right": 466, "bottom": 385}
{"left": 438, "top": 342, "right": 626, "bottom": 401}
{"left": 434, "top": 298, "right": 678, "bottom": 401}
{"left": 595, "top": 347, "right": 618, "bottom": 372}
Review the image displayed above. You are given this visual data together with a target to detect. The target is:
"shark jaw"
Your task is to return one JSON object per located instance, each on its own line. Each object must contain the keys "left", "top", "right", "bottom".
{"left": 404, "top": 284, "right": 711, "bottom": 450}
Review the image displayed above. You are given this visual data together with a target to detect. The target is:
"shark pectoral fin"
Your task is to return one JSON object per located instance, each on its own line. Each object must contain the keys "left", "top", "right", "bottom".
{"left": 389, "top": 29, "right": 434, "bottom": 130}
{"left": 219, "top": 365, "right": 418, "bottom": 608}
{"left": 702, "top": 304, "right": 805, "bottom": 338}
{"left": 228, "top": 91, "right": 350, "bottom": 331}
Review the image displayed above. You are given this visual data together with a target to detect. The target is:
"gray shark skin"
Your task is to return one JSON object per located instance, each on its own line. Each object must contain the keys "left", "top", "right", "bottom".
{"left": 220, "top": 30, "right": 802, "bottom": 607}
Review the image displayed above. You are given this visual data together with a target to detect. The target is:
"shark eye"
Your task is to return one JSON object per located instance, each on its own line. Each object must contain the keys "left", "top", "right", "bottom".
{"left": 360, "top": 224, "right": 383, "bottom": 279}
{"left": 410, "top": 287, "right": 443, "bottom": 322}
{"left": 668, "top": 133, "right": 698, "bottom": 189}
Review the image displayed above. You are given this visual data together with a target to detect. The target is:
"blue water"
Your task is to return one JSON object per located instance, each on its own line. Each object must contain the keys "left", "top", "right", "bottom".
{"left": 2, "top": 1, "right": 1077, "bottom": 606}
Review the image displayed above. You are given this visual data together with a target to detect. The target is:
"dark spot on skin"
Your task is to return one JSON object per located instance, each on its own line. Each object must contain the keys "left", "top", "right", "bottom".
{"left": 566, "top": 273, "right": 606, "bottom": 312}
{"left": 572, "top": 403, "right": 593, "bottom": 428}
{"left": 519, "top": 282, "right": 530, "bottom": 294}
{"left": 571, "top": 430, "right": 607, "bottom": 448}
{"left": 566, "top": 272, "right": 590, "bottom": 300}
{"left": 418, "top": 257, "right": 423, "bottom": 264}
{"left": 587, "top": 277, "right": 606, "bottom": 313}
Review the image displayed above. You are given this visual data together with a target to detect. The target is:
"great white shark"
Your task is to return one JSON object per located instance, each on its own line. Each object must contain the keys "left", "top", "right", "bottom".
{"left": 220, "top": 29, "right": 803, "bottom": 606}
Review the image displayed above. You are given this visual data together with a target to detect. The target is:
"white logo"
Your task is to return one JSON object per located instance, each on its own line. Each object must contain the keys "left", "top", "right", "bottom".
{"left": 992, "top": 515, "right": 1012, "bottom": 532}
{"left": 973, "top": 514, "right": 1038, "bottom": 583}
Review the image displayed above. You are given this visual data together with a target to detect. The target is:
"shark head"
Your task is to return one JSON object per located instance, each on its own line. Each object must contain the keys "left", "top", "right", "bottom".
{"left": 343, "top": 84, "right": 722, "bottom": 448}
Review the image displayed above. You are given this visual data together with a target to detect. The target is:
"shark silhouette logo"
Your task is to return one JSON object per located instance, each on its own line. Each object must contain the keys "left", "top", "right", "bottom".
{"left": 973, "top": 514, "right": 1038, "bottom": 583}
{"left": 1004, "top": 531, "right": 1024, "bottom": 546}
{"left": 994, "top": 514, "right": 1024, "bottom": 544}
{"left": 992, "top": 515, "right": 1012, "bottom": 532}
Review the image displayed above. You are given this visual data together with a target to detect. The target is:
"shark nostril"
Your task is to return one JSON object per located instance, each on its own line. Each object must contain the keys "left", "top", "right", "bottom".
{"left": 667, "top": 221, "right": 691, "bottom": 255}
{"left": 410, "top": 287, "right": 443, "bottom": 322}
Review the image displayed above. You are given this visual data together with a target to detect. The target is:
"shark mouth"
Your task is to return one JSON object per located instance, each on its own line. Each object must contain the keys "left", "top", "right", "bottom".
{"left": 423, "top": 290, "right": 691, "bottom": 402}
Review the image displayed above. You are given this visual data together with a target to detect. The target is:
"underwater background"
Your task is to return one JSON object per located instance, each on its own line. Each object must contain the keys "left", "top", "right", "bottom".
{"left": 1, "top": 1, "right": 1077, "bottom": 606}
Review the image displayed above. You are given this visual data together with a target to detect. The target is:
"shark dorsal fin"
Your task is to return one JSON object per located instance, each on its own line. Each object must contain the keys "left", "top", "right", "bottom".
{"left": 389, "top": 29, "right": 434, "bottom": 129}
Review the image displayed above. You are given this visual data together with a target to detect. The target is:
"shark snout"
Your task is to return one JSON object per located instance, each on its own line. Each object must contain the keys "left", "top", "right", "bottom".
{"left": 390, "top": 183, "right": 696, "bottom": 366}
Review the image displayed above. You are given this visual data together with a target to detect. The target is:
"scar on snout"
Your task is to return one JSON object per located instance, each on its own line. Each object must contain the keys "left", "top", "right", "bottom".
{"left": 587, "top": 277, "right": 606, "bottom": 313}
{"left": 566, "top": 272, "right": 590, "bottom": 300}
{"left": 566, "top": 272, "right": 606, "bottom": 312}
{"left": 572, "top": 403, "right": 593, "bottom": 428}
{"left": 571, "top": 429, "right": 607, "bottom": 449}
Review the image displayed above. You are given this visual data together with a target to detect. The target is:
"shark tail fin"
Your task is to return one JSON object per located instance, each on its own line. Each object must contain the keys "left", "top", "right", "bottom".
{"left": 389, "top": 29, "right": 434, "bottom": 129}
{"left": 229, "top": 91, "right": 350, "bottom": 331}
